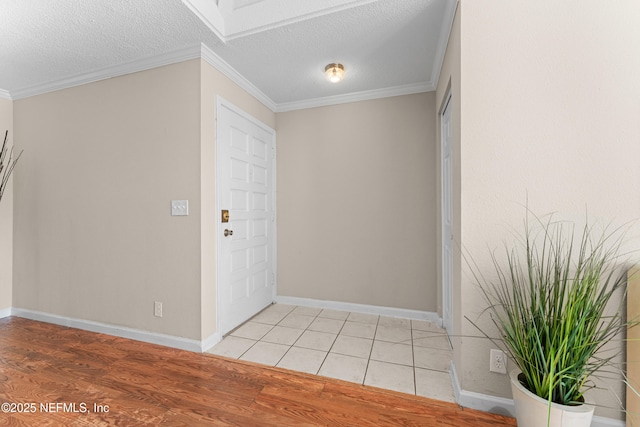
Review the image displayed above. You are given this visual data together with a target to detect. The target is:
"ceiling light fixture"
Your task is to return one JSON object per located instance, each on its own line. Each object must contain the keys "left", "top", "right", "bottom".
{"left": 324, "top": 63, "right": 345, "bottom": 83}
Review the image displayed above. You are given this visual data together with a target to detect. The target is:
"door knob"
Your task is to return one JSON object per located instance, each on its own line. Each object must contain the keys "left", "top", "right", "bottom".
{"left": 224, "top": 229, "right": 233, "bottom": 237}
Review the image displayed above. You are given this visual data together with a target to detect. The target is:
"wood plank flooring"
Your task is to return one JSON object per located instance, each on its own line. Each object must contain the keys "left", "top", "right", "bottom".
{"left": 0, "top": 317, "right": 516, "bottom": 426}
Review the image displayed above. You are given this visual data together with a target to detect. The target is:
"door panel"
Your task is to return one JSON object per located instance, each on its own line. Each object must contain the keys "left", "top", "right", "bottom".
{"left": 217, "top": 99, "right": 275, "bottom": 335}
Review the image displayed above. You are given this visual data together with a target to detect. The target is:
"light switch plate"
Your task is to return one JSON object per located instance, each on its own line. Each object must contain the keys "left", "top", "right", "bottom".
{"left": 171, "top": 200, "right": 189, "bottom": 216}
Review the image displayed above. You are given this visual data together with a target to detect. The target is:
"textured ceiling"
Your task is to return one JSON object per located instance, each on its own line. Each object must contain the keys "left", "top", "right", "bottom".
{"left": 0, "top": 0, "right": 456, "bottom": 110}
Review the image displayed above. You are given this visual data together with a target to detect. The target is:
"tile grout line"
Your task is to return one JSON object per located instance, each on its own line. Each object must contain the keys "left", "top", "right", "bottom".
{"left": 239, "top": 304, "right": 294, "bottom": 364}
{"left": 301, "top": 306, "right": 328, "bottom": 374}
{"left": 361, "top": 315, "right": 380, "bottom": 386}
{"left": 231, "top": 314, "right": 280, "bottom": 360}
{"left": 318, "top": 310, "right": 349, "bottom": 375}
{"left": 274, "top": 305, "right": 312, "bottom": 368}
{"left": 411, "top": 322, "right": 417, "bottom": 395}
{"left": 237, "top": 337, "right": 260, "bottom": 360}
{"left": 275, "top": 306, "right": 348, "bottom": 374}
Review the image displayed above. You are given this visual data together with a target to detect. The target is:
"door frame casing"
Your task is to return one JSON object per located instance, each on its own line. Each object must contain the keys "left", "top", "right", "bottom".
{"left": 215, "top": 96, "right": 277, "bottom": 336}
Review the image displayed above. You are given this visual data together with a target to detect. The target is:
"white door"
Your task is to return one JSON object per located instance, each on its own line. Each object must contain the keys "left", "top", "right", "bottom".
{"left": 217, "top": 98, "right": 276, "bottom": 335}
{"left": 441, "top": 92, "right": 453, "bottom": 335}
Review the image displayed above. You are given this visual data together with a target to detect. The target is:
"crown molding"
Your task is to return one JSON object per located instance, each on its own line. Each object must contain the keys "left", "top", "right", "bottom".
{"left": 2, "top": 1, "right": 454, "bottom": 111}
{"left": 274, "top": 81, "right": 434, "bottom": 113}
{"left": 5, "top": 41, "right": 439, "bottom": 113}
{"left": 9, "top": 45, "right": 203, "bottom": 100}
{"left": 6, "top": 42, "right": 279, "bottom": 112}
{"left": 200, "top": 44, "right": 277, "bottom": 111}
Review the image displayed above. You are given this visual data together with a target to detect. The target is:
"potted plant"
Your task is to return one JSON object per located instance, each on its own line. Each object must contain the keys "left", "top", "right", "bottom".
{"left": 467, "top": 211, "right": 637, "bottom": 427}
{"left": 1, "top": 130, "right": 22, "bottom": 203}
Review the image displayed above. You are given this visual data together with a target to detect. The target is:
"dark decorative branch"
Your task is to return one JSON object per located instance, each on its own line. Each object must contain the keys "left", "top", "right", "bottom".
{"left": 0, "top": 130, "right": 23, "bottom": 203}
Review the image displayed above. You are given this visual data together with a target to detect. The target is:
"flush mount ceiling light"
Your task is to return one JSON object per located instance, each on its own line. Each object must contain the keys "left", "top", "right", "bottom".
{"left": 324, "top": 63, "right": 345, "bottom": 83}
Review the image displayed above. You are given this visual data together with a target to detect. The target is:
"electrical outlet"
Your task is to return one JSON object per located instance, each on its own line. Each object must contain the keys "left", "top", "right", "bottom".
{"left": 154, "top": 301, "right": 163, "bottom": 318}
{"left": 490, "top": 349, "right": 507, "bottom": 374}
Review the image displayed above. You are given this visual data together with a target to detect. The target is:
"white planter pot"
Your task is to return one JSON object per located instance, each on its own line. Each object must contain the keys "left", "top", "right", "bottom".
{"left": 510, "top": 369, "right": 594, "bottom": 427}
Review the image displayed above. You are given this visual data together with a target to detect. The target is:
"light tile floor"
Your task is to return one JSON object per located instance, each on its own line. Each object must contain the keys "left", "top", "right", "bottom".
{"left": 208, "top": 304, "right": 455, "bottom": 402}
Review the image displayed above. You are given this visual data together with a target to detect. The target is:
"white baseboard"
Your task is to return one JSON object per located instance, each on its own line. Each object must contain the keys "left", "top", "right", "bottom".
{"left": 449, "top": 361, "right": 626, "bottom": 427}
{"left": 11, "top": 308, "right": 221, "bottom": 353}
{"left": 0, "top": 307, "right": 11, "bottom": 319}
{"left": 201, "top": 331, "right": 223, "bottom": 353}
{"left": 274, "top": 295, "right": 441, "bottom": 324}
{"left": 592, "top": 416, "right": 628, "bottom": 427}
{"left": 449, "top": 361, "right": 515, "bottom": 417}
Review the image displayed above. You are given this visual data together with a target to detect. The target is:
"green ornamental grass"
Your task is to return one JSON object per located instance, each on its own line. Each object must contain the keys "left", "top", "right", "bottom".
{"left": 0, "top": 130, "right": 22, "bottom": 203}
{"left": 469, "top": 212, "right": 637, "bottom": 407}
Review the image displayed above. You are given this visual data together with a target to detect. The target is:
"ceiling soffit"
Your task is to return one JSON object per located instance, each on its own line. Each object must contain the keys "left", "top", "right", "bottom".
{"left": 182, "top": 0, "right": 379, "bottom": 41}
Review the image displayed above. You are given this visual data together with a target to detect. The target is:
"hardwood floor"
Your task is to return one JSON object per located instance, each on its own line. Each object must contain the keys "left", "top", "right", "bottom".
{"left": 0, "top": 317, "right": 516, "bottom": 426}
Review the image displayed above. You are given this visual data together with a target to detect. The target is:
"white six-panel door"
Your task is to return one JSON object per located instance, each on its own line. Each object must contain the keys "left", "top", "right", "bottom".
{"left": 217, "top": 98, "right": 275, "bottom": 335}
{"left": 441, "top": 92, "right": 453, "bottom": 336}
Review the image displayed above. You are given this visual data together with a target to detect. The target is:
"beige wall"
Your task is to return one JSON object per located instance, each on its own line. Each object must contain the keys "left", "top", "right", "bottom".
{"left": 276, "top": 93, "right": 437, "bottom": 312}
{"left": 14, "top": 60, "right": 204, "bottom": 339}
{"left": 11, "top": 58, "right": 275, "bottom": 342}
{"left": 453, "top": 0, "right": 640, "bottom": 420}
{"left": 0, "top": 98, "right": 13, "bottom": 310}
